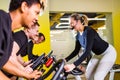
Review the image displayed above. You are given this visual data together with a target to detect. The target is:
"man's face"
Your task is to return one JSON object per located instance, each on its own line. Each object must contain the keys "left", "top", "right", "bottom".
{"left": 22, "top": 3, "right": 41, "bottom": 28}
{"left": 38, "top": 36, "right": 45, "bottom": 43}
{"left": 28, "top": 24, "right": 39, "bottom": 40}
{"left": 34, "top": 36, "right": 45, "bottom": 44}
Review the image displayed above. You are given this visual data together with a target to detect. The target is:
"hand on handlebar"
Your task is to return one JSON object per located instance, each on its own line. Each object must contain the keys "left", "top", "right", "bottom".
{"left": 23, "top": 60, "right": 32, "bottom": 67}
{"left": 24, "top": 63, "right": 33, "bottom": 73}
{"left": 26, "top": 70, "right": 42, "bottom": 80}
{"left": 79, "top": 65, "right": 86, "bottom": 73}
{"left": 64, "top": 64, "right": 75, "bottom": 72}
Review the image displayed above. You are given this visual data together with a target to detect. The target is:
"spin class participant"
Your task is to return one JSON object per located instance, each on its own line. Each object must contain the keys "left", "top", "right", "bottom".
{"left": 13, "top": 22, "right": 45, "bottom": 68}
{"left": 11, "top": 22, "right": 40, "bottom": 73}
{"left": 27, "top": 32, "right": 45, "bottom": 61}
{"left": 11, "top": 23, "right": 45, "bottom": 80}
{"left": 16, "top": 32, "right": 45, "bottom": 67}
{"left": 64, "top": 13, "right": 117, "bottom": 80}
{"left": 0, "top": 0, "right": 47, "bottom": 79}
{"left": 14, "top": 31, "right": 45, "bottom": 80}
{"left": 8, "top": 22, "right": 40, "bottom": 80}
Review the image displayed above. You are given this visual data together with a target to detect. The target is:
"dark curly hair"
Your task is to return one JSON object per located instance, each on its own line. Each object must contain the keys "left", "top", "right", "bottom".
{"left": 9, "top": 0, "right": 45, "bottom": 12}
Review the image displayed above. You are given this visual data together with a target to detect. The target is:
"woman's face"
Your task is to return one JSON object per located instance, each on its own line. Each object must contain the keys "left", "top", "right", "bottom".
{"left": 70, "top": 17, "right": 83, "bottom": 31}
{"left": 70, "top": 18, "right": 79, "bottom": 31}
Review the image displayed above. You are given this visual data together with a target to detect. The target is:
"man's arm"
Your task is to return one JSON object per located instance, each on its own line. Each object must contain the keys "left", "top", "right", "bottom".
{"left": 2, "top": 60, "right": 42, "bottom": 79}
{"left": 0, "top": 71, "right": 10, "bottom": 80}
{"left": 17, "top": 55, "right": 25, "bottom": 65}
{"left": 9, "top": 41, "right": 25, "bottom": 70}
{"left": 2, "top": 41, "right": 42, "bottom": 79}
{"left": 17, "top": 54, "right": 32, "bottom": 67}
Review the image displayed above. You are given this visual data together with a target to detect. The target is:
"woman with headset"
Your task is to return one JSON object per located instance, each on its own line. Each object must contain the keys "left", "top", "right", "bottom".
{"left": 64, "top": 13, "right": 117, "bottom": 80}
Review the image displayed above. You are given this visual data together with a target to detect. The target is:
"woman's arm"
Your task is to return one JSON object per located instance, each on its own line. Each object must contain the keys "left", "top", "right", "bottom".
{"left": 65, "top": 40, "right": 81, "bottom": 62}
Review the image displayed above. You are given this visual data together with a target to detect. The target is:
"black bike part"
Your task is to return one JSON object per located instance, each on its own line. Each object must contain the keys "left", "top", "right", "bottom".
{"left": 38, "top": 59, "right": 65, "bottom": 80}
{"left": 47, "top": 50, "right": 53, "bottom": 58}
{"left": 62, "top": 67, "right": 84, "bottom": 79}
{"left": 31, "top": 50, "right": 54, "bottom": 70}
{"left": 31, "top": 53, "right": 45, "bottom": 70}
{"left": 52, "top": 59, "right": 65, "bottom": 80}
{"left": 70, "top": 67, "right": 84, "bottom": 75}
{"left": 40, "top": 69, "right": 46, "bottom": 73}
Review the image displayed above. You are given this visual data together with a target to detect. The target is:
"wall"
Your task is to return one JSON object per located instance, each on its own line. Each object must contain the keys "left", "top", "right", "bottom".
{"left": 112, "top": 0, "right": 120, "bottom": 64}
{"left": 49, "top": 0, "right": 113, "bottom": 12}
{"left": 0, "top": 0, "right": 9, "bottom": 11}
{"left": 33, "top": 4, "right": 51, "bottom": 57}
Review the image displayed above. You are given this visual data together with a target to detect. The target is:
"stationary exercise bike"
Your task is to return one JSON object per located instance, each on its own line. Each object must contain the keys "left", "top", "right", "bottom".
{"left": 21, "top": 50, "right": 84, "bottom": 80}
{"left": 37, "top": 58, "right": 84, "bottom": 80}
{"left": 18, "top": 50, "right": 54, "bottom": 80}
